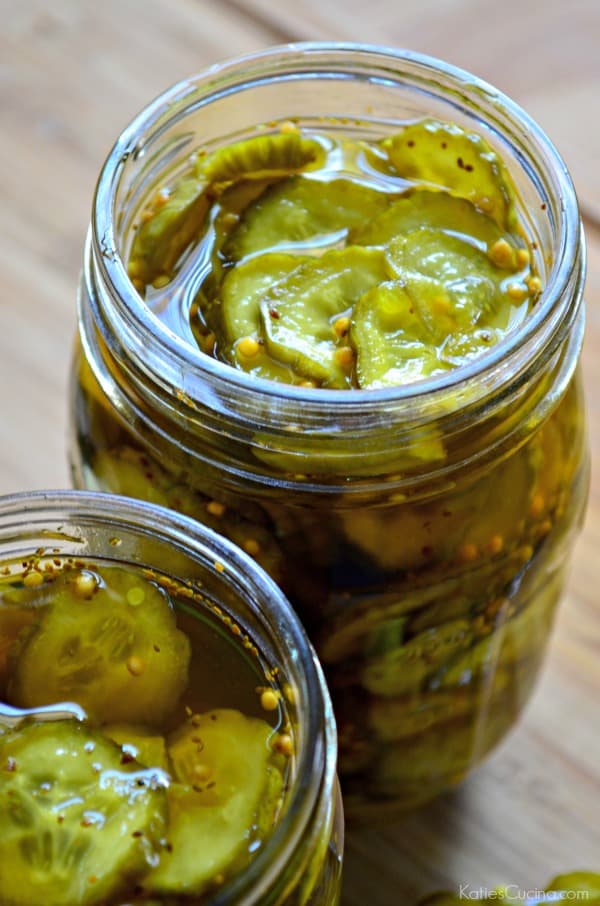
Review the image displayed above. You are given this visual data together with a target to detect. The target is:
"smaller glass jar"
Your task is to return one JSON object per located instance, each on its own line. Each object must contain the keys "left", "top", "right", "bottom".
{"left": 70, "top": 43, "right": 588, "bottom": 821}
{"left": 0, "top": 490, "right": 343, "bottom": 906}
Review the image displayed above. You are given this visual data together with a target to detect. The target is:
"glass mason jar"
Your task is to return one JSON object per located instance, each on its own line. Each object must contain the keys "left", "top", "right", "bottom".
{"left": 0, "top": 490, "right": 343, "bottom": 905}
{"left": 70, "top": 44, "right": 588, "bottom": 821}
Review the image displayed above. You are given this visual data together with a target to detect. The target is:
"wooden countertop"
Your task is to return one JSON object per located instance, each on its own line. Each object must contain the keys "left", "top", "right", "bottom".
{"left": 1, "top": 1, "right": 598, "bottom": 901}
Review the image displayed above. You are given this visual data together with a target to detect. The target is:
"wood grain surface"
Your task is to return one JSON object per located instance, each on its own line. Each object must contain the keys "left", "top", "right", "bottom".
{"left": 0, "top": 1, "right": 598, "bottom": 902}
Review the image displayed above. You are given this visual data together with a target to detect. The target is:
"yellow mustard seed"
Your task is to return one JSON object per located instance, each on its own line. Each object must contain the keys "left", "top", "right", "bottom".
{"left": 334, "top": 346, "right": 354, "bottom": 368}
{"left": 527, "top": 276, "right": 543, "bottom": 295}
{"left": 152, "top": 274, "right": 170, "bottom": 289}
{"left": 237, "top": 336, "right": 260, "bottom": 359}
{"left": 274, "top": 733, "right": 294, "bottom": 757}
{"left": 507, "top": 282, "right": 528, "bottom": 302}
{"left": 23, "top": 571, "right": 44, "bottom": 588}
{"left": 206, "top": 500, "right": 226, "bottom": 518}
{"left": 487, "top": 534, "right": 504, "bottom": 555}
{"left": 529, "top": 493, "right": 545, "bottom": 519}
{"left": 283, "top": 683, "right": 296, "bottom": 705}
{"left": 489, "top": 238, "right": 515, "bottom": 269}
{"left": 280, "top": 120, "right": 299, "bottom": 134}
{"left": 299, "top": 380, "right": 317, "bottom": 388}
{"left": 457, "top": 543, "right": 479, "bottom": 564}
{"left": 214, "top": 561, "right": 225, "bottom": 573}
{"left": 332, "top": 316, "right": 351, "bottom": 338}
{"left": 243, "top": 538, "right": 261, "bottom": 557}
{"left": 127, "top": 259, "right": 142, "bottom": 279}
{"left": 193, "top": 763, "right": 212, "bottom": 782}
{"left": 73, "top": 571, "right": 97, "bottom": 598}
{"left": 126, "top": 656, "right": 145, "bottom": 676}
{"left": 516, "top": 248, "right": 530, "bottom": 267}
{"left": 260, "top": 689, "right": 280, "bottom": 712}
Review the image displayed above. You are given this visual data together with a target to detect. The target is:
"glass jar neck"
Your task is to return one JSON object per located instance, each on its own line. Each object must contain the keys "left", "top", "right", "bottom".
{"left": 83, "top": 43, "right": 585, "bottom": 494}
{"left": 0, "top": 490, "right": 338, "bottom": 905}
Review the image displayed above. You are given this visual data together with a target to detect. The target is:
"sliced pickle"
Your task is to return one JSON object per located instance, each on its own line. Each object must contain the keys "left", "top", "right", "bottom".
{"left": 226, "top": 175, "right": 389, "bottom": 260}
{"left": 8, "top": 566, "right": 191, "bottom": 726}
{"left": 352, "top": 188, "right": 507, "bottom": 249}
{"left": 340, "top": 419, "right": 535, "bottom": 573}
{"left": 0, "top": 721, "right": 168, "bottom": 906}
{"left": 258, "top": 247, "right": 388, "bottom": 387}
{"left": 91, "top": 446, "right": 171, "bottom": 508}
{"left": 129, "top": 133, "right": 325, "bottom": 286}
{"left": 362, "top": 619, "right": 474, "bottom": 697}
{"left": 129, "top": 175, "right": 211, "bottom": 287}
{"left": 217, "top": 251, "right": 300, "bottom": 352}
{"left": 143, "top": 709, "right": 284, "bottom": 895}
{"left": 200, "top": 132, "right": 325, "bottom": 190}
{"left": 382, "top": 119, "right": 517, "bottom": 229}
{"left": 368, "top": 689, "right": 474, "bottom": 742}
{"left": 93, "top": 446, "right": 284, "bottom": 582}
{"left": 350, "top": 279, "right": 449, "bottom": 388}
{"left": 386, "top": 229, "right": 519, "bottom": 326}
{"left": 350, "top": 226, "right": 528, "bottom": 387}
{"left": 103, "top": 724, "right": 169, "bottom": 772}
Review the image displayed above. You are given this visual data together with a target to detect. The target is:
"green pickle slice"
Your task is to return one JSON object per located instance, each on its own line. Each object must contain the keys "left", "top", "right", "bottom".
{"left": 381, "top": 118, "right": 517, "bottom": 229}
{"left": 258, "top": 247, "right": 388, "bottom": 387}
{"left": 0, "top": 720, "right": 168, "bottom": 906}
{"left": 129, "top": 133, "right": 325, "bottom": 286}
{"left": 352, "top": 188, "right": 506, "bottom": 248}
{"left": 142, "top": 709, "right": 284, "bottom": 896}
{"left": 8, "top": 567, "right": 191, "bottom": 726}
{"left": 226, "top": 175, "right": 389, "bottom": 260}
{"left": 218, "top": 247, "right": 387, "bottom": 386}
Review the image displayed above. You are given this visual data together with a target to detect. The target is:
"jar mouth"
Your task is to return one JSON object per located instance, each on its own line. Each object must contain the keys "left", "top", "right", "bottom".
{"left": 91, "top": 41, "right": 584, "bottom": 424}
{"left": 0, "top": 489, "right": 336, "bottom": 905}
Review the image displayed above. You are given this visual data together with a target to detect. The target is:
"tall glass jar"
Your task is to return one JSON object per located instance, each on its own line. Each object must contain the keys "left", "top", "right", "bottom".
{"left": 0, "top": 490, "right": 342, "bottom": 904}
{"left": 70, "top": 44, "right": 588, "bottom": 821}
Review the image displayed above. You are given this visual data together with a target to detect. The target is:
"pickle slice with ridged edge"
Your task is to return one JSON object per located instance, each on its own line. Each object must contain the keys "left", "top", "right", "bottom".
{"left": 0, "top": 720, "right": 168, "bottom": 906}
{"left": 200, "top": 132, "right": 325, "bottom": 190}
{"left": 129, "top": 133, "right": 325, "bottom": 286}
{"left": 143, "top": 709, "right": 285, "bottom": 896}
{"left": 386, "top": 229, "right": 519, "bottom": 325}
{"left": 352, "top": 188, "right": 508, "bottom": 250}
{"left": 217, "top": 251, "right": 300, "bottom": 352}
{"left": 350, "top": 280, "right": 449, "bottom": 388}
{"left": 8, "top": 566, "right": 191, "bottom": 726}
{"left": 382, "top": 119, "right": 517, "bottom": 230}
{"left": 259, "top": 247, "right": 388, "bottom": 387}
{"left": 226, "top": 175, "right": 389, "bottom": 261}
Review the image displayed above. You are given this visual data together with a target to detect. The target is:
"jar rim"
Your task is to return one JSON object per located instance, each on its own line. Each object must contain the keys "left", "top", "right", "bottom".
{"left": 91, "top": 41, "right": 584, "bottom": 423}
{"left": 0, "top": 488, "right": 337, "bottom": 904}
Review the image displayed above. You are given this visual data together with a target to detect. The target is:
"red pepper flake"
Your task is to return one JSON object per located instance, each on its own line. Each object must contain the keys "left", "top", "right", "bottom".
{"left": 407, "top": 139, "right": 415, "bottom": 147}
{"left": 441, "top": 141, "right": 447, "bottom": 149}
{"left": 269, "top": 308, "right": 280, "bottom": 320}
{"left": 120, "top": 752, "right": 135, "bottom": 765}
